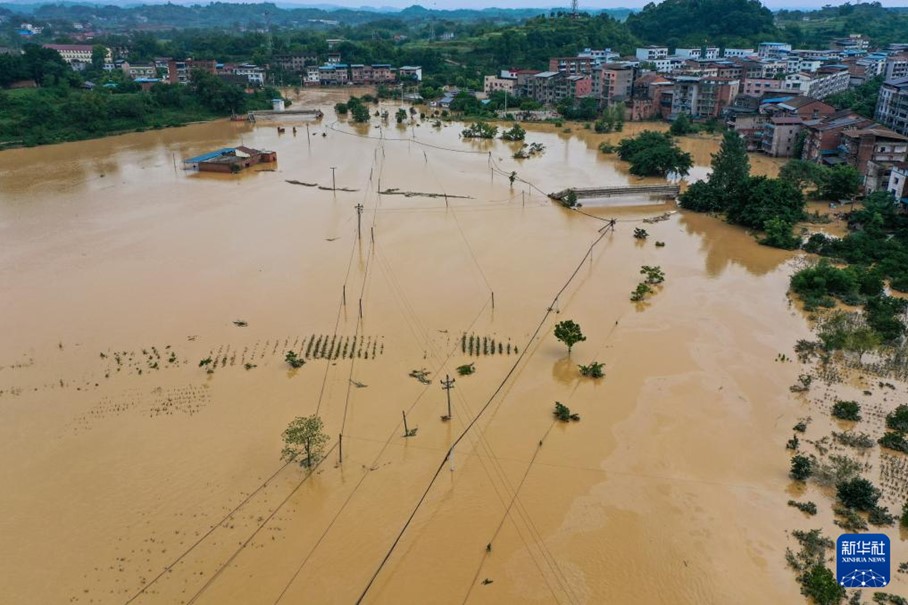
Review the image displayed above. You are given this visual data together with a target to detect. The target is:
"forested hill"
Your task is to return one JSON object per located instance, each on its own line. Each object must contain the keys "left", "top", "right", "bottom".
{"left": 626, "top": 0, "right": 778, "bottom": 48}
{"left": 775, "top": 2, "right": 908, "bottom": 49}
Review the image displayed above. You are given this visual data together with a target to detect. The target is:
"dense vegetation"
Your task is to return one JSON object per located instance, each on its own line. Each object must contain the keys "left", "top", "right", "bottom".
{"left": 0, "top": 66, "right": 278, "bottom": 146}
{"left": 616, "top": 131, "right": 692, "bottom": 177}
{"left": 680, "top": 132, "right": 805, "bottom": 249}
{"left": 824, "top": 76, "right": 884, "bottom": 121}
{"left": 802, "top": 192, "right": 908, "bottom": 293}
{"left": 626, "top": 0, "right": 776, "bottom": 48}
{"left": 776, "top": 2, "right": 908, "bottom": 48}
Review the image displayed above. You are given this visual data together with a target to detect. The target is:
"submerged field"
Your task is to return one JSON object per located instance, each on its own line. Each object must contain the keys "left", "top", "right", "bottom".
{"left": 0, "top": 92, "right": 903, "bottom": 604}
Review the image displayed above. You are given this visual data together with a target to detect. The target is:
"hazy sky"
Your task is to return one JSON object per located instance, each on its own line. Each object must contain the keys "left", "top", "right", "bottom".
{"left": 284, "top": 0, "right": 908, "bottom": 8}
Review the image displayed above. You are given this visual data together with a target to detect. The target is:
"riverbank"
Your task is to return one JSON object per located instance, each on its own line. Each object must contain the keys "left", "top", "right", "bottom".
{"left": 0, "top": 83, "right": 278, "bottom": 149}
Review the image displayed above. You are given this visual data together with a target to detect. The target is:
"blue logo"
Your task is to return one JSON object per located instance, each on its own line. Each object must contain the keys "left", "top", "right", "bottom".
{"left": 837, "top": 533, "right": 890, "bottom": 588}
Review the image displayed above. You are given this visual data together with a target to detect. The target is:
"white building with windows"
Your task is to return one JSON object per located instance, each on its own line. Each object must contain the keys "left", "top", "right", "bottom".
{"left": 234, "top": 64, "right": 265, "bottom": 85}
{"left": 635, "top": 46, "right": 668, "bottom": 62}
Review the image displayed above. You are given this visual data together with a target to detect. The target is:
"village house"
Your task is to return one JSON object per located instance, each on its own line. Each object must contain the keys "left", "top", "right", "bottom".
{"left": 839, "top": 126, "right": 908, "bottom": 192}
{"left": 801, "top": 111, "right": 874, "bottom": 163}
{"left": 183, "top": 146, "right": 277, "bottom": 174}
{"left": 398, "top": 66, "right": 423, "bottom": 81}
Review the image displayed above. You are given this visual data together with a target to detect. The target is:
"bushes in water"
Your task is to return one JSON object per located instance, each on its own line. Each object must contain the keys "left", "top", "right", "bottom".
{"left": 831, "top": 400, "right": 861, "bottom": 421}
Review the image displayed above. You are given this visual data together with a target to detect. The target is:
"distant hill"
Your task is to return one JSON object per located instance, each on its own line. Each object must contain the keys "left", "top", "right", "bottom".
{"left": 0, "top": 1, "right": 633, "bottom": 24}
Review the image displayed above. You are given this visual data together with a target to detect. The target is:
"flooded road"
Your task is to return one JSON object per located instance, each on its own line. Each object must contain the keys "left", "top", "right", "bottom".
{"left": 0, "top": 92, "right": 896, "bottom": 604}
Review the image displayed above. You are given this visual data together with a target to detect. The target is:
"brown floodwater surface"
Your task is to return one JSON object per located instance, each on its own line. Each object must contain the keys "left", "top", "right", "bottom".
{"left": 0, "top": 94, "right": 903, "bottom": 605}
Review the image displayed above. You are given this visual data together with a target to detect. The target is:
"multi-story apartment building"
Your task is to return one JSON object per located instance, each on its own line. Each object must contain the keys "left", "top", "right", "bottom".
{"left": 43, "top": 44, "right": 111, "bottom": 68}
{"left": 783, "top": 67, "right": 849, "bottom": 99}
{"left": 318, "top": 64, "right": 349, "bottom": 85}
{"left": 167, "top": 59, "right": 217, "bottom": 84}
{"left": 884, "top": 54, "right": 908, "bottom": 80}
{"left": 273, "top": 54, "right": 318, "bottom": 72}
{"left": 234, "top": 64, "right": 265, "bottom": 85}
{"left": 831, "top": 35, "right": 871, "bottom": 52}
{"left": 757, "top": 42, "right": 792, "bottom": 58}
{"left": 526, "top": 71, "right": 591, "bottom": 105}
{"left": 840, "top": 126, "right": 908, "bottom": 192}
{"left": 125, "top": 63, "right": 157, "bottom": 79}
{"left": 484, "top": 74, "right": 516, "bottom": 95}
{"left": 786, "top": 57, "right": 822, "bottom": 73}
{"left": 652, "top": 56, "right": 686, "bottom": 73}
{"left": 761, "top": 116, "right": 803, "bottom": 157}
{"left": 548, "top": 56, "right": 594, "bottom": 76}
{"left": 801, "top": 111, "right": 873, "bottom": 162}
{"left": 876, "top": 77, "right": 908, "bottom": 136}
{"left": 597, "top": 64, "right": 634, "bottom": 105}
{"left": 675, "top": 47, "right": 720, "bottom": 60}
{"left": 578, "top": 48, "right": 620, "bottom": 65}
{"left": 635, "top": 46, "right": 668, "bottom": 62}
{"left": 740, "top": 77, "right": 786, "bottom": 97}
{"left": 722, "top": 48, "right": 755, "bottom": 58}
{"left": 671, "top": 76, "right": 738, "bottom": 119}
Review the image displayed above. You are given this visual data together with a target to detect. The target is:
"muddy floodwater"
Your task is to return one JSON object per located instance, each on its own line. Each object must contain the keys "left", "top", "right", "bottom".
{"left": 1, "top": 91, "right": 902, "bottom": 605}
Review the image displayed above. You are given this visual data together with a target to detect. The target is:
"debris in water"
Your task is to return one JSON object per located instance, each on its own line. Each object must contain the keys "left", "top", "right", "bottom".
{"left": 379, "top": 188, "right": 471, "bottom": 199}
{"left": 409, "top": 368, "right": 431, "bottom": 384}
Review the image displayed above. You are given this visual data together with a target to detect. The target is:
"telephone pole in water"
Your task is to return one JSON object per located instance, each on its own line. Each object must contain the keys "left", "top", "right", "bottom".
{"left": 355, "top": 203, "right": 364, "bottom": 239}
{"left": 440, "top": 375, "right": 455, "bottom": 421}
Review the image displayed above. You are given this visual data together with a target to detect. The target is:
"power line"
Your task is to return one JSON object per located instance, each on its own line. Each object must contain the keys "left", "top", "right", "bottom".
{"left": 354, "top": 222, "right": 615, "bottom": 604}
{"left": 184, "top": 443, "right": 338, "bottom": 605}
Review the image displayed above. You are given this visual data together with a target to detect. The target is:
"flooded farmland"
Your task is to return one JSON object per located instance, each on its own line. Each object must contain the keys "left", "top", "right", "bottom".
{"left": 0, "top": 91, "right": 903, "bottom": 604}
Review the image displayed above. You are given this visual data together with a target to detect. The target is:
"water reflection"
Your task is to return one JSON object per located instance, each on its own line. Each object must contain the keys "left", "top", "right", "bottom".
{"left": 679, "top": 211, "right": 792, "bottom": 277}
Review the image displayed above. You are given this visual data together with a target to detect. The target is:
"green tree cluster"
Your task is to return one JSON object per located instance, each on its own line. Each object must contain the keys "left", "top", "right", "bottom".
{"left": 594, "top": 104, "right": 624, "bottom": 133}
{"left": 801, "top": 192, "right": 908, "bottom": 292}
{"left": 626, "top": 0, "right": 777, "bottom": 47}
{"left": 554, "top": 320, "right": 585, "bottom": 353}
{"left": 681, "top": 131, "right": 805, "bottom": 248}
{"left": 616, "top": 131, "right": 692, "bottom": 177}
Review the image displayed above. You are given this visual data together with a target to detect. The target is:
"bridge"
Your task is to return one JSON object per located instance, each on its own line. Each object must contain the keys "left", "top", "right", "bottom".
{"left": 549, "top": 185, "right": 680, "bottom": 205}
{"left": 245, "top": 108, "right": 324, "bottom": 121}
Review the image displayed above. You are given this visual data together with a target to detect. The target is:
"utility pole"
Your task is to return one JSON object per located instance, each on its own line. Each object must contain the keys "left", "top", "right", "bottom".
{"left": 355, "top": 203, "right": 364, "bottom": 239}
{"left": 440, "top": 375, "right": 455, "bottom": 421}
{"left": 330, "top": 166, "right": 337, "bottom": 191}
{"left": 306, "top": 123, "right": 311, "bottom": 150}
{"left": 338, "top": 433, "right": 343, "bottom": 463}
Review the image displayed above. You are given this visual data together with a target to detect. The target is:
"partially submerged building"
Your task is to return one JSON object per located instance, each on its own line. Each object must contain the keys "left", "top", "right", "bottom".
{"left": 183, "top": 147, "right": 277, "bottom": 173}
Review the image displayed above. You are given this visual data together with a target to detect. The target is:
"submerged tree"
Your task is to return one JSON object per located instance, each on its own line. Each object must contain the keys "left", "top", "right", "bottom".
{"left": 281, "top": 415, "right": 330, "bottom": 467}
{"left": 554, "top": 320, "right": 586, "bottom": 353}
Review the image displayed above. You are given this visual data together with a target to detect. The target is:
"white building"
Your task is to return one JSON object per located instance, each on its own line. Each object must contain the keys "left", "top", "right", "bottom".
{"left": 886, "top": 164, "right": 908, "bottom": 201}
{"left": 234, "top": 64, "right": 265, "bottom": 85}
{"left": 652, "top": 56, "right": 686, "bottom": 73}
{"left": 399, "top": 66, "right": 423, "bottom": 82}
{"left": 722, "top": 48, "right": 755, "bottom": 58}
{"left": 786, "top": 58, "right": 822, "bottom": 73}
{"left": 675, "top": 47, "right": 719, "bottom": 60}
{"left": 578, "top": 48, "right": 620, "bottom": 65}
{"left": 635, "top": 46, "right": 668, "bottom": 62}
{"left": 758, "top": 42, "right": 792, "bottom": 58}
{"left": 42, "top": 44, "right": 111, "bottom": 68}
{"left": 783, "top": 68, "right": 850, "bottom": 99}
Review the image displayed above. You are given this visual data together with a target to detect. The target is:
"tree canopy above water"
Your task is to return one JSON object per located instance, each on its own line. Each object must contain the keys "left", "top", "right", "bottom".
{"left": 626, "top": 0, "right": 777, "bottom": 47}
